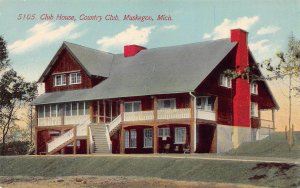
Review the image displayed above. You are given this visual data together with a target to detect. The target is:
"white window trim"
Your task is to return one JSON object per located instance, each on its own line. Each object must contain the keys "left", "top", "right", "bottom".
{"left": 158, "top": 128, "right": 170, "bottom": 137}
{"left": 124, "top": 130, "right": 129, "bottom": 149}
{"left": 174, "top": 127, "right": 186, "bottom": 144}
{"left": 196, "top": 96, "right": 214, "bottom": 111}
{"left": 157, "top": 98, "right": 176, "bottom": 110}
{"left": 251, "top": 102, "right": 259, "bottom": 118}
{"left": 251, "top": 82, "right": 258, "bottom": 95}
{"left": 69, "top": 72, "right": 81, "bottom": 85}
{"left": 220, "top": 74, "right": 232, "bottom": 88}
{"left": 143, "top": 128, "right": 153, "bottom": 148}
{"left": 54, "top": 74, "right": 66, "bottom": 86}
{"left": 124, "top": 101, "right": 142, "bottom": 112}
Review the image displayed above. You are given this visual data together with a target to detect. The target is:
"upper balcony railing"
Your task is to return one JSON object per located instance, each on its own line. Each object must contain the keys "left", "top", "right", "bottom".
{"left": 196, "top": 109, "right": 216, "bottom": 121}
{"left": 124, "top": 111, "right": 154, "bottom": 121}
{"left": 157, "top": 108, "right": 191, "bottom": 120}
{"left": 38, "top": 115, "right": 90, "bottom": 126}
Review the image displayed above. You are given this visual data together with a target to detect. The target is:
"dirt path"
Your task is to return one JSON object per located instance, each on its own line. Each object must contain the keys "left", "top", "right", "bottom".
{"left": 0, "top": 176, "right": 263, "bottom": 188}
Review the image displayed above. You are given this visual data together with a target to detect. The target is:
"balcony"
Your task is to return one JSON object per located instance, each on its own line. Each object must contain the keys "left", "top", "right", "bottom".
{"left": 38, "top": 115, "right": 90, "bottom": 126}
{"left": 196, "top": 109, "right": 216, "bottom": 121}
{"left": 157, "top": 108, "right": 191, "bottom": 120}
{"left": 124, "top": 111, "right": 154, "bottom": 121}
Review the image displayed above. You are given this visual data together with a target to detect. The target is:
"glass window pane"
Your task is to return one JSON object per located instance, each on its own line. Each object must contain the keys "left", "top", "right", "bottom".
{"left": 45, "top": 105, "right": 50, "bottom": 117}
{"left": 125, "top": 130, "right": 129, "bottom": 148}
{"left": 78, "top": 102, "right": 84, "bottom": 115}
{"left": 51, "top": 104, "right": 57, "bottom": 117}
{"left": 164, "top": 100, "right": 171, "bottom": 108}
{"left": 124, "top": 103, "right": 132, "bottom": 112}
{"left": 130, "top": 130, "right": 137, "bottom": 148}
{"left": 72, "top": 102, "right": 77, "bottom": 116}
{"left": 38, "top": 106, "right": 44, "bottom": 118}
{"left": 65, "top": 103, "right": 71, "bottom": 116}
{"left": 133, "top": 102, "right": 141, "bottom": 111}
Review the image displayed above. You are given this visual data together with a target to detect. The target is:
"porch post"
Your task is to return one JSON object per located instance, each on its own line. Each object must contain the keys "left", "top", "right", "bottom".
{"left": 73, "top": 126, "right": 76, "bottom": 154}
{"left": 190, "top": 95, "right": 195, "bottom": 153}
{"left": 86, "top": 126, "right": 90, "bottom": 154}
{"left": 34, "top": 127, "right": 38, "bottom": 155}
{"left": 89, "top": 102, "right": 94, "bottom": 123}
{"left": 110, "top": 100, "right": 113, "bottom": 122}
{"left": 272, "top": 108, "right": 275, "bottom": 129}
{"left": 103, "top": 100, "right": 106, "bottom": 124}
{"left": 120, "top": 125, "right": 125, "bottom": 154}
{"left": 97, "top": 100, "right": 100, "bottom": 123}
{"left": 120, "top": 100, "right": 124, "bottom": 122}
{"left": 153, "top": 96, "right": 158, "bottom": 153}
{"left": 153, "top": 126, "right": 158, "bottom": 154}
{"left": 61, "top": 129, "right": 65, "bottom": 154}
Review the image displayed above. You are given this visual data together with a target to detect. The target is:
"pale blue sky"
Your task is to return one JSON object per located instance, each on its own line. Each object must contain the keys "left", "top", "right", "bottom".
{"left": 0, "top": 0, "right": 299, "bottom": 81}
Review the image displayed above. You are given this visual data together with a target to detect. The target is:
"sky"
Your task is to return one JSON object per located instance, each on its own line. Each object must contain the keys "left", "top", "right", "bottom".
{"left": 0, "top": 0, "right": 299, "bottom": 131}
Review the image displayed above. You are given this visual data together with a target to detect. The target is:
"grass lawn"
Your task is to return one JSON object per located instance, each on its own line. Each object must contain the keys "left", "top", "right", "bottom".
{"left": 225, "top": 132, "right": 300, "bottom": 159}
{"left": 0, "top": 155, "right": 299, "bottom": 187}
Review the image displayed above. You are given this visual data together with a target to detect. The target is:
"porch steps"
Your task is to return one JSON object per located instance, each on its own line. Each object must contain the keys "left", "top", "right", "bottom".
{"left": 90, "top": 124, "right": 110, "bottom": 153}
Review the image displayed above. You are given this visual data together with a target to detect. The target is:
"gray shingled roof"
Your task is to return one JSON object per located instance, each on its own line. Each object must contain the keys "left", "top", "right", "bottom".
{"left": 33, "top": 39, "right": 237, "bottom": 105}
{"left": 38, "top": 42, "right": 113, "bottom": 82}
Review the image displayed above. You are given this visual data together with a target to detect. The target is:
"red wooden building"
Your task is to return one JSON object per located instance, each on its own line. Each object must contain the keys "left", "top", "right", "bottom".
{"left": 32, "top": 29, "right": 278, "bottom": 155}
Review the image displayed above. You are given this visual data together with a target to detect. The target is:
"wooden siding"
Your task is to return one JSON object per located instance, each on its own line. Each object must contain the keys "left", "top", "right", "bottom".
{"left": 44, "top": 49, "right": 103, "bottom": 92}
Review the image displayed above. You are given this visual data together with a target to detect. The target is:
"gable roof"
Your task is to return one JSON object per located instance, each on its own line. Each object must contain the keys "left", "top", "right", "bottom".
{"left": 33, "top": 38, "right": 237, "bottom": 105}
{"left": 38, "top": 42, "right": 113, "bottom": 82}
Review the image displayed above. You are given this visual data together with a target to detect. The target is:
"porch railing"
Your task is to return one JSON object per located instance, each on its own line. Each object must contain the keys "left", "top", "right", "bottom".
{"left": 124, "top": 111, "right": 154, "bottom": 121}
{"left": 196, "top": 109, "right": 216, "bottom": 121}
{"left": 38, "top": 117, "right": 62, "bottom": 126}
{"left": 157, "top": 108, "right": 191, "bottom": 120}
{"left": 47, "top": 128, "right": 74, "bottom": 153}
{"left": 38, "top": 115, "right": 90, "bottom": 127}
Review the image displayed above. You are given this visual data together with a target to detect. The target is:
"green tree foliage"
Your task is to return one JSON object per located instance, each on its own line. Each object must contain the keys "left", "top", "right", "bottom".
{"left": 0, "top": 35, "right": 37, "bottom": 155}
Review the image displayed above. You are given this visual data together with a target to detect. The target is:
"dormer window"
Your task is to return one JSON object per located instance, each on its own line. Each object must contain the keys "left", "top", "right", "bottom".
{"left": 251, "top": 82, "right": 258, "bottom": 95}
{"left": 54, "top": 74, "right": 66, "bottom": 86}
{"left": 69, "top": 72, "right": 81, "bottom": 85}
{"left": 220, "top": 74, "right": 232, "bottom": 88}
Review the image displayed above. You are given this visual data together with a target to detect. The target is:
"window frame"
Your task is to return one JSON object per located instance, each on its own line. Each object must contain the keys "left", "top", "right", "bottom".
{"left": 219, "top": 74, "right": 232, "bottom": 88}
{"left": 124, "top": 101, "right": 142, "bottom": 112}
{"left": 251, "top": 82, "right": 258, "bottom": 95}
{"left": 69, "top": 72, "right": 81, "bottom": 85}
{"left": 157, "top": 98, "right": 176, "bottom": 110}
{"left": 54, "top": 74, "right": 66, "bottom": 86}
{"left": 251, "top": 102, "right": 259, "bottom": 118}
{"left": 174, "top": 127, "right": 186, "bottom": 144}
{"left": 143, "top": 128, "right": 153, "bottom": 148}
{"left": 129, "top": 129, "right": 137, "bottom": 148}
{"left": 196, "top": 96, "right": 214, "bottom": 111}
{"left": 158, "top": 128, "right": 170, "bottom": 137}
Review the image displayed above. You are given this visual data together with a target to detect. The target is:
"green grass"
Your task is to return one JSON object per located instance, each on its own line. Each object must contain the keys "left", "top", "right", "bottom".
{"left": 226, "top": 132, "right": 300, "bottom": 159}
{"left": 0, "top": 155, "right": 299, "bottom": 187}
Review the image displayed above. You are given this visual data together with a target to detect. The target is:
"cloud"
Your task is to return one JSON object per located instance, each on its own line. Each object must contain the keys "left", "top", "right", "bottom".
{"left": 249, "top": 39, "right": 272, "bottom": 61}
{"left": 256, "top": 26, "right": 280, "bottom": 35}
{"left": 8, "top": 21, "right": 84, "bottom": 54}
{"left": 203, "top": 16, "right": 259, "bottom": 40}
{"left": 160, "top": 25, "right": 179, "bottom": 31}
{"left": 97, "top": 24, "right": 155, "bottom": 52}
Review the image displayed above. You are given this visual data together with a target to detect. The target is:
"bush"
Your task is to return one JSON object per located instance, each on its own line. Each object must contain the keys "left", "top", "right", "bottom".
{"left": 0, "top": 141, "right": 32, "bottom": 155}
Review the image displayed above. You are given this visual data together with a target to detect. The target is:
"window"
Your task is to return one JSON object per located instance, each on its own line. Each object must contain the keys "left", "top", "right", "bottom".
{"left": 54, "top": 74, "right": 66, "bottom": 86}
{"left": 124, "top": 101, "right": 141, "bottom": 112}
{"left": 144, "top": 129, "right": 153, "bottom": 148}
{"left": 157, "top": 99, "right": 176, "bottom": 109}
{"left": 174, "top": 127, "right": 186, "bottom": 144}
{"left": 251, "top": 82, "right": 258, "bottom": 95}
{"left": 124, "top": 129, "right": 137, "bottom": 149}
{"left": 45, "top": 105, "right": 50, "bottom": 117}
{"left": 78, "top": 102, "right": 85, "bottom": 115}
{"left": 51, "top": 104, "right": 57, "bottom": 117}
{"left": 124, "top": 130, "right": 129, "bottom": 148}
{"left": 130, "top": 130, "right": 137, "bottom": 148}
{"left": 196, "top": 96, "right": 214, "bottom": 111}
{"left": 158, "top": 128, "right": 170, "bottom": 137}
{"left": 38, "top": 106, "right": 44, "bottom": 118}
{"left": 69, "top": 72, "right": 81, "bottom": 85}
{"left": 251, "top": 102, "right": 258, "bottom": 117}
{"left": 72, "top": 102, "right": 78, "bottom": 116}
{"left": 65, "top": 103, "right": 71, "bottom": 116}
{"left": 219, "top": 74, "right": 232, "bottom": 88}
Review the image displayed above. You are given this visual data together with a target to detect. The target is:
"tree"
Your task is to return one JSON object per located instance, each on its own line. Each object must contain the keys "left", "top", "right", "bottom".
{"left": 0, "top": 36, "right": 37, "bottom": 155}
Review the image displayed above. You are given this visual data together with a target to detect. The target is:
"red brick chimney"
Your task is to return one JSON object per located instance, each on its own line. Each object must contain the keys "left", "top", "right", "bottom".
{"left": 231, "top": 29, "right": 251, "bottom": 127}
{"left": 124, "top": 45, "right": 146, "bottom": 57}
